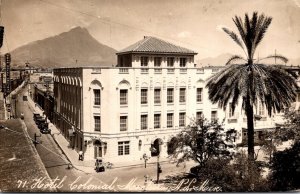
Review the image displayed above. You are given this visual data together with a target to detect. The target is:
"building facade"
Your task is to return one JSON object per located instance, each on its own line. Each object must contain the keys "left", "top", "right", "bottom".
{"left": 52, "top": 36, "right": 300, "bottom": 163}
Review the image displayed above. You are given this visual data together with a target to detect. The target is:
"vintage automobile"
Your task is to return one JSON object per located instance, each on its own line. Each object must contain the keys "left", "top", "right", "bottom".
{"left": 33, "top": 113, "right": 42, "bottom": 121}
{"left": 40, "top": 126, "right": 51, "bottom": 134}
{"left": 95, "top": 157, "right": 105, "bottom": 172}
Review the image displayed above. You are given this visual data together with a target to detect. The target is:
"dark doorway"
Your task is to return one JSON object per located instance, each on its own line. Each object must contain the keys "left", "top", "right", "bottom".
{"left": 151, "top": 138, "right": 162, "bottom": 157}
{"left": 167, "top": 137, "right": 178, "bottom": 155}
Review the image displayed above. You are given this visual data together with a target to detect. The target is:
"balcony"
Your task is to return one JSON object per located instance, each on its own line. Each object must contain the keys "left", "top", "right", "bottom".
{"left": 119, "top": 68, "right": 129, "bottom": 74}
{"left": 141, "top": 68, "right": 149, "bottom": 74}
{"left": 91, "top": 68, "right": 101, "bottom": 74}
{"left": 197, "top": 68, "right": 204, "bottom": 74}
{"left": 180, "top": 68, "right": 187, "bottom": 74}
{"left": 154, "top": 68, "right": 162, "bottom": 74}
{"left": 228, "top": 118, "right": 238, "bottom": 123}
{"left": 167, "top": 69, "right": 175, "bottom": 74}
{"left": 212, "top": 68, "right": 219, "bottom": 73}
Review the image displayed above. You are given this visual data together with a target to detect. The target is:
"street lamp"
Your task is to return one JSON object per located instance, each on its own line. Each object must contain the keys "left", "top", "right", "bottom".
{"left": 141, "top": 153, "right": 150, "bottom": 168}
{"left": 156, "top": 155, "right": 162, "bottom": 184}
{"left": 156, "top": 140, "right": 163, "bottom": 184}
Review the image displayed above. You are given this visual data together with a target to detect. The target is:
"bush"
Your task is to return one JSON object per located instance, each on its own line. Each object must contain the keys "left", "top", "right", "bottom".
{"left": 269, "top": 141, "right": 300, "bottom": 191}
{"left": 188, "top": 157, "right": 270, "bottom": 192}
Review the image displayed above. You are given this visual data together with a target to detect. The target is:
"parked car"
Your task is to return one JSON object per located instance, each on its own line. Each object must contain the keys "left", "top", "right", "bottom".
{"left": 95, "top": 157, "right": 105, "bottom": 172}
{"left": 33, "top": 113, "right": 41, "bottom": 121}
{"left": 36, "top": 118, "right": 46, "bottom": 128}
{"left": 40, "top": 127, "right": 51, "bottom": 134}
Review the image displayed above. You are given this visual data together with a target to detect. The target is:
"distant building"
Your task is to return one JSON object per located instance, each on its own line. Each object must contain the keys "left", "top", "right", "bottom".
{"left": 52, "top": 36, "right": 300, "bottom": 163}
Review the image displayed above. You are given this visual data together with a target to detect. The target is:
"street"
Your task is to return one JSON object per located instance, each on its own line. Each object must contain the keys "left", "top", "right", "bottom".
{"left": 15, "top": 86, "right": 81, "bottom": 191}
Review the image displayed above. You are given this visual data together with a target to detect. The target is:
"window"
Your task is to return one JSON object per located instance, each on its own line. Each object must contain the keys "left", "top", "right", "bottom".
{"left": 118, "top": 141, "right": 130, "bottom": 155}
{"left": 196, "top": 88, "right": 203, "bottom": 102}
{"left": 179, "top": 88, "right": 186, "bottom": 103}
{"left": 167, "top": 113, "right": 173, "bottom": 128}
{"left": 258, "top": 102, "right": 265, "bottom": 116}
{"left": 167, "top": 88, "right": 174, "bottom": 103}
{"left": 120, "top": 116, "right": 128, "bottom": 131}
{"left": 180, "top": 58, "right": 186, "bottom": 67}
{"left": 229, "top": 103, "right": 234, "bottom": 118}
{"left": 211, "top": 111, "right": 217, "bottom": 122}
{"left": 154, "top": 114, "right": 161, "bottom": 129}
{"left": 141, "top": 56, "right": 148, "bottom": 66}
{"left": 93, "top": 89, "right": 101, "bottom": 105}
{"left": 196, "top": 111, "right": 203, "bottom": 122}
{"left": 120, "top": 89, "right": 128, "bottom": 105}
{"left": 154, "top": 57, "right": 161, "bottom": 67}
{"left": 141, "top": 115, "right": 148, "bottom": 130}
{"left": 154, "top": 88, "right": 161, "bottom": 104}
{"left": 179, "top": 112, "right": 186, "bottom": 127}
{"left": 94, "top": 116, "right": 101, "bottom": 131}
{"left": 141, "top": 89, "right": 148, "bottom": 104}
{"left": 167, "top": 57, "right": 174, "bottom": 67}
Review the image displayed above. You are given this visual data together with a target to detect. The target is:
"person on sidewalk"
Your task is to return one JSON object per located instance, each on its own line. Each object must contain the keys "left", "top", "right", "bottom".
{"left": 78, "top": 150, "right": 84, "bottom": 161}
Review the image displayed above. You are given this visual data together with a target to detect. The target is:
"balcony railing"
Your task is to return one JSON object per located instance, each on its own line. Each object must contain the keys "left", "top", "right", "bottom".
{"left": 119, "top": 68, "right": 129, "bottom": 74}
{"left": 180, "top": 68, "right": 187, "bottom": 74}
{"left": 141, "top": 68, "right": 149, "bottom": 74}
{"left": 92, "top": 68, "right": 101, "bottom": 74}
{"left": 212, "top": 68, "right": 219, "bottom": 73}
{"left": 167, "top": 69, "right": 175, "bottom": 74}
{"left": 197, "top": 69, "right": 204, "bottom": 74}
{"left": 228, "top": 118, "right": 238, "bottom": 123}
{"left": 154, "top": 68, "right": 162, "bottom": 74}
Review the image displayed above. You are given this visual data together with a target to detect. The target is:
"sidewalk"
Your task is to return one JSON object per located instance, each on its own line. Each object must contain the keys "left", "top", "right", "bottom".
{"left": 26, "top": 93, "right": 196, "bottom": 174}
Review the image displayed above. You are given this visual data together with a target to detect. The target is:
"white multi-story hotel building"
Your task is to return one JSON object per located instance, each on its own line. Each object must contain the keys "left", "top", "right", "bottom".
{"left": 52, "top": 36, "right": 300, "bottom": 163}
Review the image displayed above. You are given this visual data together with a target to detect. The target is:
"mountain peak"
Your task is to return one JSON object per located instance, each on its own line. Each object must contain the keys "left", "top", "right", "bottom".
{"left": 11, "top": 27, "right": 117, "bottom": 68}
{"left": 68, "top": 26, "right": 89, "bottom": 34}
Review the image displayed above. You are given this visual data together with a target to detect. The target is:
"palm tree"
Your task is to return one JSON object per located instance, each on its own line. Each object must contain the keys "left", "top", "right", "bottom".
{"left": 206, "top": 12, "right": 298, "bottom": 164}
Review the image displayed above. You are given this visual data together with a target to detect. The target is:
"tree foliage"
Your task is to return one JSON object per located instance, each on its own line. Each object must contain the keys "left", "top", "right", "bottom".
{"left": 171, "top": 117, "right": 236, "bottom": 167}
{"left": 269, "top": 141, "right": 300, "bottom": 191}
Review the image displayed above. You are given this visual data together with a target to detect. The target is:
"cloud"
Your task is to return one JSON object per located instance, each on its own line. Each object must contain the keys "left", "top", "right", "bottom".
{"left": 177, "top": 31, "right": 191, "bottom": 38}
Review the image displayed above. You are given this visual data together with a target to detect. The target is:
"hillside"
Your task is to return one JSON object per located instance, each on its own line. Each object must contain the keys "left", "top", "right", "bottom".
{"left": 10, "top": 27, "right": 117, "bottom": 68}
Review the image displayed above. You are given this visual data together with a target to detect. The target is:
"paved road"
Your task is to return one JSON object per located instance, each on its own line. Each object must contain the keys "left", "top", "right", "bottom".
{"left": 15, "top": 86, "right": 81, "bottom": 191}
{"left": 17, "top": 85, "right": 196, "bottom": 192}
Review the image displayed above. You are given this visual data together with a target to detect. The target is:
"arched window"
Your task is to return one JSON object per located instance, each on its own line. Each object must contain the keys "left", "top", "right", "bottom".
{"left": 90, "top": 80, "right": 103, "bottom": 106}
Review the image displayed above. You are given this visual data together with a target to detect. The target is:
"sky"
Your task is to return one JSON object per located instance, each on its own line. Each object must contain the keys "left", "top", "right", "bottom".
{"left": 1, "top": 0, "right": 300, "bottom": 61}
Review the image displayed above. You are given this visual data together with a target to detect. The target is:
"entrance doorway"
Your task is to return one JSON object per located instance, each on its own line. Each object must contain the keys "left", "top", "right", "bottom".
{"left": 151, "top": 138, "right": 163, "bottom": 157}
{"left": 94, "top": 140, "right": 102, "bottom": 158}
{"left": 167, "top": 137, "right": 178, "bottom": 155}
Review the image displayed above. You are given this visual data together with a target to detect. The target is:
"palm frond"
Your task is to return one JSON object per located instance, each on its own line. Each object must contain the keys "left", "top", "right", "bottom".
{"left": 225, "top": 55, "right": 247, "bottom": 65}
{"left": 222, "top": 27, "right": 245, "bottom": 51}
{"left": 206, "top": 62, "right": 298, "bottom": 117}
{"left": 258, "top": 54, "right": 288, "bottom": 64}
{"left": 254, "top": 15, "right": 272, "bottom": 47}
